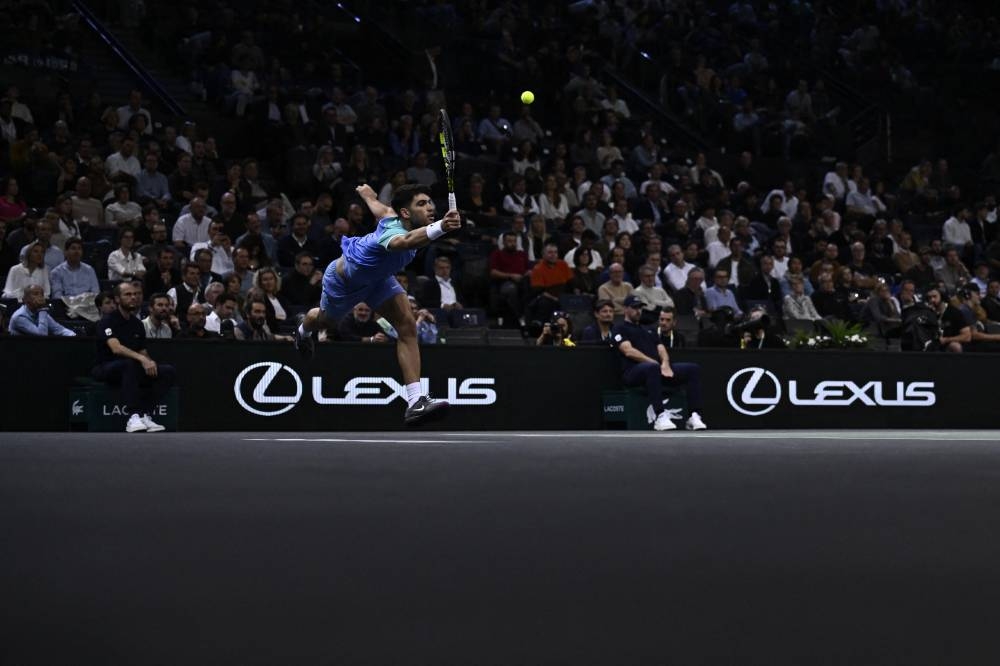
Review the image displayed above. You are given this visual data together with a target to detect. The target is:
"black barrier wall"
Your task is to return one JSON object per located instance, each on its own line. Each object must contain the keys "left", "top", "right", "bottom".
{"left": 3, "top": 338, "right": 998, "bottom": 430}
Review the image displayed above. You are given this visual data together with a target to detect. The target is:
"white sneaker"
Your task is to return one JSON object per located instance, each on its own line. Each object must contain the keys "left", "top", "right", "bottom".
{"left": 686, "top": 412, "right": 708, "bottom": 431}
{"left": 141, "top": 414, "right": 166, "bottom": 432}
{"left": 125, "top": 413, "right": 147, "bottom": 433}
{"left": 653, "top": 411, "right": 677, "bottom": 431}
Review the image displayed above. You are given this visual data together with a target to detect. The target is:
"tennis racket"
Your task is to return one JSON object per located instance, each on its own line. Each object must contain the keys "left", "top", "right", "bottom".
{"left": 438, "top": 108, "right": 457, "bottom": 212}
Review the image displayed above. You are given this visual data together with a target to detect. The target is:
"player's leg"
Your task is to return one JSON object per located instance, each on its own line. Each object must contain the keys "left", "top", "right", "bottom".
{"left": 295, "top": 260, "right": 352, "bottom": 358}
{"left": 377, "top": 290, "right": 449, "bottom": 424}
{"left": 668, "top": 362, "right": 707, "bottom": 430}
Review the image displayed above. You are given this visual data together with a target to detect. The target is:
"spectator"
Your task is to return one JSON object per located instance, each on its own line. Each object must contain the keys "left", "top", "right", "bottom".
{"left": 983, "top": 280, "right": 1000, "bottom": 321}
{"left": 169, "top": 153, "right": 197, "bottom": 204}
{"left": 597, "top": 263, "right": 634, "bottom": 315}
{"left": 611, "top": 294, "right": 707, "bottom": 431}
{"left": 779, "top": 257, "right": 814, "bottom": 297}
{"left": 926, "top": 287, "right": 971, "bottom": 353}
{"left": 142, "top": 292, "right": 179, "bottom": 339}
{"left": 823, "top": 161, "right": 850, "bottom": 205}
{"left": 567, "top": 247, "right": 599, "bottom": 296}
{"left": 193, "top": 248, "right": 223, "bottom": 290}
{"left": 580, "top": 299, "right": 616, "bottom": 345}
{"left": 422, "top": 255, "right": 463, "bottom": 311}
{"left": 19, "top": 219, "right": 63, "bottom": 272}
{"left": 253, "top": 267, "right": 292, "bottom": 331}
{"left": 743, "top": 255, "right": 783, "bottom": 313}
{"left": 893, "top": 232, "right": 921, "bottom": 274}
{"left": 166, "top": 262, "right": 204, "bottom": 326}
{"left": 656, "top": 308, "right": 685, "bottom": 349}
{"left": 107, "top": 228, "right": 146, "bottom": 282}
{"left": 662, "top": 244, "right": 696, "bottom": 292}
{"left": 206, "top": 292, "right": 240, "bottom": 336}
{"left": 783, "top": 274, "right": 822, "bottom": 321}
{"left": 718, "top": 237, "right": 756, "bottom": 288}
{"left": 405, "top": 152, "right": 436, "bottom": 187}
{"left": 144, "top": 247, "right": 180, "bottom": 295}
{"left": 704, "top": 267, "right": 743, "bottom": 318}
{"left": 935, "top": 248, "right": 972, "bottom": 293}
{"left": 71, "top": 177, "right": 104, "bottom": 229}
{"left": 116, "top": 90, "right": 152, "bottom": 135}
{"left": 8, "top": 285, "right": 74, "bottom": 337}
{"left": 92, "top": 282, "right": 174, "bottom": 433}
{"left": 3, "top": 241, "right": 49, "bottom": 299}
{"left": 633, "top": 265, "right": 674, "bottom": 320}
{"left": 0, "top": 175, "right": 27, "bottom": 224}
{"left": 172, "top": 197, "right": 211, "bottom": 251}
{"left": 280, "top": 252, "right": 322, "bottom": 306}
{"left": 812, "top": 272, "right": 851, "bottom": 321}
{"left": 337, "top": 301, "right": 386, "bottom": 343}
{"left": 235, "top": 212, "right": 277, "bottom": 266}
{"left": 863, "top": 282, "right": 903, "bottom": 330}
{"left": 277, "top": 213, "right": 319, "bottom": 268}
{"left": 105, "top": 137, "right": 141, "bottom": 183}
{"left": 673, "top": 268, "right": 707, "bottom": 317}
{"left": 137, "top": 153, "right": 171, "bottom": 209}
{"left": 50, "top": 238, "right": 100, "bottom": 299}
{"left": 190, "top": 221, "right": 235, "bottom": 276}
{"left": 179, "top": 302, "right": 221, "bottom": 339}
{"left": 489, "top": 231, "right": 529, "bottom": 323}
{"left": 502, "top": 175, "right": 539, "bottom": 216}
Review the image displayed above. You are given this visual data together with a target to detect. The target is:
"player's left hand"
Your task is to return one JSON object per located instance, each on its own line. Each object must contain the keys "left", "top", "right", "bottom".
{"left": 441, "top": 209, "right": 462, "bottom": 232}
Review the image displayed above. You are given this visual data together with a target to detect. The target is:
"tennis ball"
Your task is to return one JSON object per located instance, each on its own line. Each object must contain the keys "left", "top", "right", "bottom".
{"left": 521, "top": 90, "right": 535, "bottom": 105}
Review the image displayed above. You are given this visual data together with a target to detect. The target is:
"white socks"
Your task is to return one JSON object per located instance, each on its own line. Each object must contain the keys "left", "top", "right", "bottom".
{"left": 297, "top": 323, "right": 307, "bottom": 336}
{"left": 405, "top": 382, "right": 421, "bottom": 407}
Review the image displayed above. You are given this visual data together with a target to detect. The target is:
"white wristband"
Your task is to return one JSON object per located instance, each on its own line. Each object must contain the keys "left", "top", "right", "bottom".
{"left": 426, "top": 220, "right": 445, "bottom": 240}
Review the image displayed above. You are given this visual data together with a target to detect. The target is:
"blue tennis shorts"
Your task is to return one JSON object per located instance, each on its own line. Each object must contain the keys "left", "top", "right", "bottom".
{"left": 320, "top": 258, "right": 406, "bottom": 321}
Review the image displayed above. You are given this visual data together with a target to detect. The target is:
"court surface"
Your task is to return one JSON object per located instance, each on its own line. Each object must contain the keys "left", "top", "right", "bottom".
{"left": 3, "top": 430, "right": 1000, "bottom": 665}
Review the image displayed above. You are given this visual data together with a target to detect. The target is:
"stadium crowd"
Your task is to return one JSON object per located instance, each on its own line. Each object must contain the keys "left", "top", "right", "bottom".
{"left": 3, "top": 0, "right": 1000, "bottom": 354}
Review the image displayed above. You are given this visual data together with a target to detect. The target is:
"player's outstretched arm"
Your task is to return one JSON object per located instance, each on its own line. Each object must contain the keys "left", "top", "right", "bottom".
{"left": 387, "top": 210, "right": 462, "bottom": 251}
{"left": 357, "top": 184, "right": 395, "bottom": 220}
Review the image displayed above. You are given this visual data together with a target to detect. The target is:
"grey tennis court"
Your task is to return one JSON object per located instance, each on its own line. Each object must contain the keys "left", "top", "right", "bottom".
{"left": 3, "top": 431, "right": 1000, "bottom": 665}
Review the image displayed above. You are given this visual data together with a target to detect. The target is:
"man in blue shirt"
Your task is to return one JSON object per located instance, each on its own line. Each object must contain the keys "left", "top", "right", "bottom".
{"left": 295, "top": 184, "right": 462, "bottom": 424}
{"left": 704, "top": 267, "right": 743, "bottom": 318}
{"left": 611, "top": 294, "right": 707, "bottom": 431}
{"left": 9, "top": 285, "right": 75, "bottom": 336}
{"left": 50, "top": 238, "right": 100, "bottom": 299}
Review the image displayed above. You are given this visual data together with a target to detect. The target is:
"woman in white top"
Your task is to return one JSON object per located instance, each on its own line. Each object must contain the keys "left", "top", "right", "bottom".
{"left": 536, "top": 174, "right": 570, "bottom": 222}
{"left": 107, "top": 227, "right": 146, "bottom": 281}
{"left": 511, "top": 141, "right": 541, "bottom": 175}
{"left": 596, "top": 130, "right": 624, "bottom": 172}
{"left": 3, "top": 242, "right": 50, "bottom": 299}
{"left": 253, "top": 267, "right": 291, "bottom": 331}
{"left": 104, "top": 184, "right": 142, "bottom": 228}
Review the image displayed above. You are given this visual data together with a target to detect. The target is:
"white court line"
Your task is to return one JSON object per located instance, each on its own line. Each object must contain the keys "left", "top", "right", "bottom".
{"left": 403, "top": 431, "right": 1000, "bottom": 442}
{"left": 242, "top": 438, "right": 488, "bottom": 445}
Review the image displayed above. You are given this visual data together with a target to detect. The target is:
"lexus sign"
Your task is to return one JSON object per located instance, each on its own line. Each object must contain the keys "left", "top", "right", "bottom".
{"left": 726, "top": 366, "right": 936, "bottom": 416}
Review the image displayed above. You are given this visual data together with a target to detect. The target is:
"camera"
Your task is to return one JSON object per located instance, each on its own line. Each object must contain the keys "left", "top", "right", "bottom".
{"left": 731, "top": 310, "right": 771, "bottom": 336}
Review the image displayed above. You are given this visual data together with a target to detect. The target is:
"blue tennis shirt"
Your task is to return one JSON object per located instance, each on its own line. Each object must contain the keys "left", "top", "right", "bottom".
{"left": 341, "top": 216, "right": 416, "bottom": 276}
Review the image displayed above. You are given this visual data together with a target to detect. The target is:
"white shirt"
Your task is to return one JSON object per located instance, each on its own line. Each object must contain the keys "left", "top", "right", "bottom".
{"left": 143, "top": 316, "right": 173, "bottom": 338}
{"left": 771, "top": 256, "right": 790, "bottom": 280}
{"left": 107, "top": 250, "right": 146, "bottom": 280}
{"left": 436, "top": 275, "right": 457, "bottom": 306}
{"left": 502, "top": 193, "right": 539, "bottom": 216}
{"left": 663, "top": 262, "right": 695, "bottom": 292}
{"left": 537, "top": 193, "right": 569, "bottom": 221}
{"left": 3, "top": 264, "right": 50, "bottom": 299}
{"left": 116, "top": 105, "right": 153, "bottom": 134}
{"left": 706, "top": 240, "right": 730, "bottom": 270}
{"left": 105, "top": 152, "right": 141, "bottom": 180}
{"left": 190, "top": 241, "right": 235, "bottom": 275}
{"left": 823, "top": 171, "right": 848, "bottom": 201}
{"left": 942, "top": 216, "right": 973, "bottom": 247}
{"left": 563, "top": 246, "right": 603, "bottom": 270}
{"left": 268, "top": 294, "right": 287, "bottom": 321}
{"left": 612, "top": 213, "right": 639, "bottom": 235}
{"left": 172, "top": 213, "right": 212, "bottom": 246}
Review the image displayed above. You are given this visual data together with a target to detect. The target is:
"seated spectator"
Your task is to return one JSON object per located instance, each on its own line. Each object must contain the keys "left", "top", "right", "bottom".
{"left": 179, "top": 302, "right": 221, "bottom": 339}
{"left": 704, "top": 267, "right": 743, "bottom": 318}
{"left": 673, "top": 267, "right": 707, "bottom": 317}
{"left": 536, "top": 174, "right": 570, "bottom": 222}
{"left": 8, "top": 285, "right": 75, "bottom": 336}
{"left": 812, "top": 272, "right": 852, "bottom": 321}
{"left": 893, "top": 231, "right": 921, "bottom": 274}
{"left": 92, "top": 282, "right": 174, "bottom": 432}
{"left": 421, "top": 255, "right": 463, "bottom": 310}
{"left": 662, "top": 244, "right": 696, "bottom": 292}
{"left": 18, "top": 219, "right": 63, "bottom": 272}
{"left": 337, "top": 301, "right": 387, "bottom": 343}
{"left": 970, "top": 262, "right": 991, "bottom": 297}
{"left": 580, "top": 299, "right": 616, "bottom": 346}
{"left": 172, "top": 197, "right": 212, "bottom": 253}
{"left": 144, "top": 246, "right": 180, "bottom": 295}
{"left": 632, "top": 265, "right": 674, "bottom": 320}
{"left": 742, "top": 255, "right": 783, "bottom": 314}
{"left": 50, "top": 238, "right": 100, "bottom": 299}
{"left": 405, "top": 152, "right": 437, "bottom": 186}
{"left": 105, "top": 137, "right": 141, "bottom": 184}
{"left": 782, "top": 275, "right": 822, "bottom": 321}
{"left": 190, "top": 221, "right": 235, "bottom": 276}
{"left": 166, "top": 262, "right": 204, "bottom": 326}
{"left": 981, "top": 280, "right": 1000, "bottom": 321}
{"left": 105, "top": 184, "right": 142, "bottom": 228}
{"left": 277, "top": 213, "right": 319, "bottom": 268}
{"left": 193, "top": 248, "right": 223, "bottom": 290}
{"left": 845, "top": 242, "right": 880, "bottom": 296}
{"left": 0, "top": 175, "right": 28, "bottom": 224}
{"left": 137, "top": 153, "right": 171, "bottom": 209}
{"left": 567, "top": 247, "right": 599, "bottom": 296}
{"left": 905, "top": 246, "right": 939, "bottom": 291}
{"left": 863, "top": 282, "right": 903, "bottom": 331}
{"left": 206, "top": 292, "right": 241, "bottom": 336}
{"left": 142, "top": 292, "right": 179, "bottom": 339}
{"left": 656, "top": 307, "right": 685, "bottom": 349}
{"left": 942, "top": 206, "right": 973, "bottom": 253}
{"left": 107, "top": 228, "right": 146, "bottom": 282}
{"left": 235, "top": 212, "right": 278, "bottom": 267}
{"left": 280, "top": 252, "right": 322, "bottom": 306}
{"left": 3, "top": 242, "right": 50, "bottom": 299}
{"left": 501, "top": 175, "right": 539, "bottom": 216}
{"left": 935, "top": 248, "right": 972, "bottom": 293}
{"left": 926, "top": 286, "right": 971, "bottom": 352}
{"left": 253, "top": 267, "right": 292, "bottom": 331}
{"left": 597, "top": 263, "right": 634, "bottom": 315}
{"left": 489, "top": 231, "right": 530, "bottom": 323}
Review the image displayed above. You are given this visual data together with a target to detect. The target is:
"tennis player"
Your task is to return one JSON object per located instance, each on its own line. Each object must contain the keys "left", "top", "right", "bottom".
{"left": 294, "top": 183, "right": 462, "bottom": 424}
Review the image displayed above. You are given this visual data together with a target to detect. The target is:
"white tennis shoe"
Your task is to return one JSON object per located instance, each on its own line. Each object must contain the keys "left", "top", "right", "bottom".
{"left": 653, "top": 411, "right": 677, "bottom": 431}
{"left": 686, "top": 412, "right": 708, "bottom": 431}
{"left": 125, "top": 414, "right": 147, "bottom": 433}
{"left": 141, "top": 414, "right": 166, "bottom": 432}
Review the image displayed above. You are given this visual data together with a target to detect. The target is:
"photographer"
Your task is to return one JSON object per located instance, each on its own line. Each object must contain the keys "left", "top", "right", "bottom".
{"left": 535, "top": 311, "right": 575, "bottom": 347}
{"left": 926, "top": 287, "right": 970, "bottom": 352}
{"left": 736, "top": 306, "right": 785, "bottom": 349}
{"left": 612, "top": 295, "right": 706, "bottom": 431}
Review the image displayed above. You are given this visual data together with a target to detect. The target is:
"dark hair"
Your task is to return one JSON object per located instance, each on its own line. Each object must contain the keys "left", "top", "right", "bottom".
{"left": 294, "top": 251, "right": 314, "bottom": 264}
{"left": 95, "top": 290, "right": 114, "bottom": 308}
{"left": 194, "top": 248, "right": 212, "bottom": 262}
{"left": 594, "top": 298, "right": 614, "bottom": 312}
{"left": 290, "top": 212, "right": 310, "bottom": 226}
{"left": 661, "top": 306, "right": 676, "bottom": 315}
{"left": 391, "top": 184, "right": 432, "bottom": 213}
{"left": 64, "top": 237, "right": 84, "bottom": 252}
{"left": 149, "top": 292, "right": 171, "bottom": 305}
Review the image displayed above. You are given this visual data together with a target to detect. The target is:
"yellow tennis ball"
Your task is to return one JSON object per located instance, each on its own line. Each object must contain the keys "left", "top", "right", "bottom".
{"left": 521, "top": 90, "right": 535, "bottom": 105}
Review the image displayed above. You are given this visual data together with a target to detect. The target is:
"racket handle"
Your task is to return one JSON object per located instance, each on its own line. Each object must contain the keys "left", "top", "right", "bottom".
{"left": 448, "top": 193, "right": 457, "bottom": 212}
